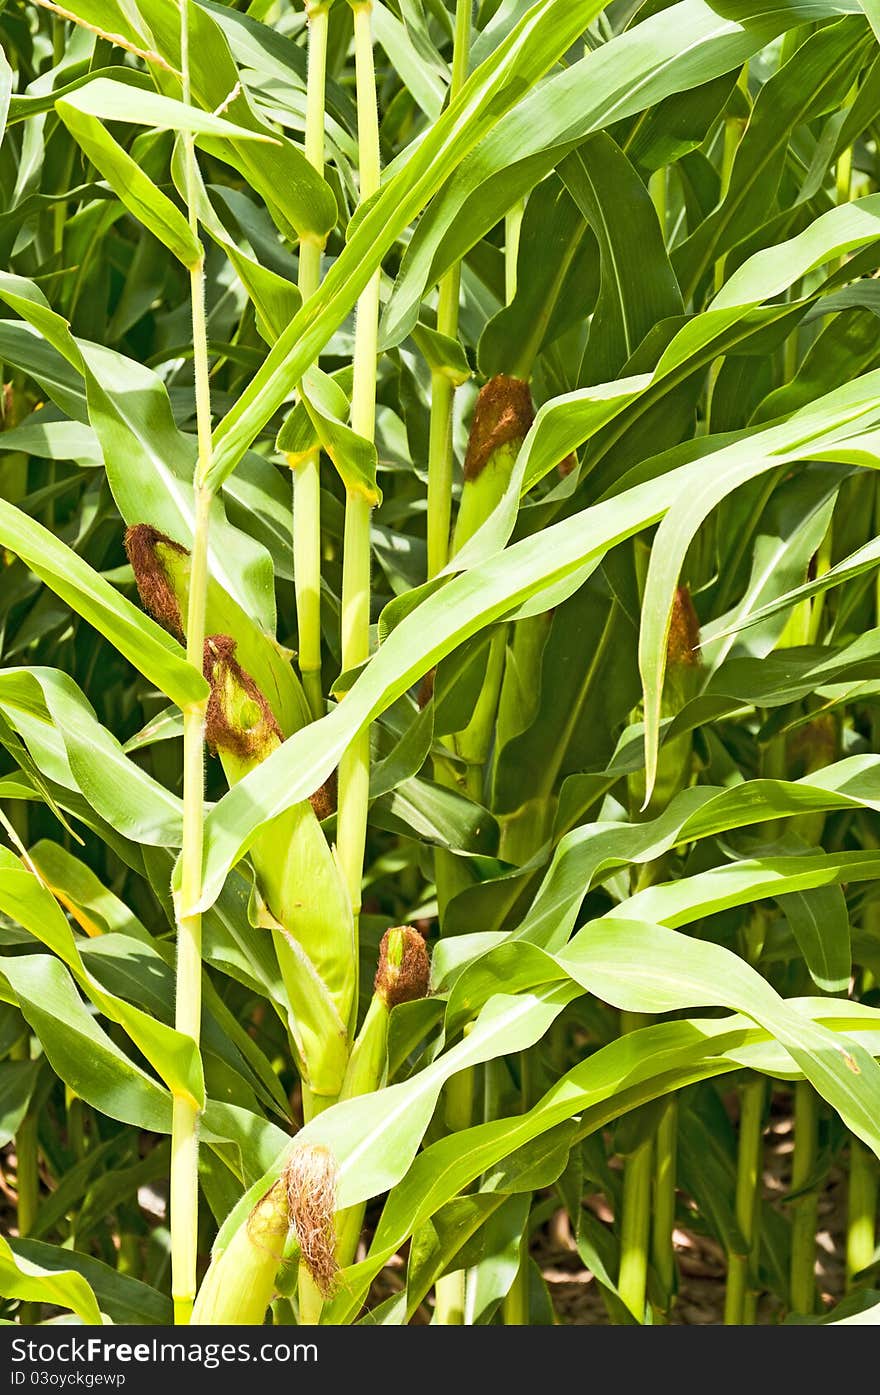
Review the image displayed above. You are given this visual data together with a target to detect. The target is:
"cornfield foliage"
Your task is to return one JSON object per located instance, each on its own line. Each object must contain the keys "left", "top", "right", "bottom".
{"left": 3, "top": 0, "right": 880, "bottom": 1328}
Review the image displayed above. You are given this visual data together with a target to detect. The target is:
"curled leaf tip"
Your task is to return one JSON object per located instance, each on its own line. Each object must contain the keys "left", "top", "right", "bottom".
{"left": 375, "top": 925, "right": 430, "bottom": 1007}
{"left": 284, "top": 1144, "right": 339, "bottom": 1295}
{"left": 124, "top": 523, "right": 187, "bottom": 639}
{"left": 464, "top": 374, "right": 534, "bottom": 480}
{"left": 204, "top": 634, "right": 283, "bottom": 762}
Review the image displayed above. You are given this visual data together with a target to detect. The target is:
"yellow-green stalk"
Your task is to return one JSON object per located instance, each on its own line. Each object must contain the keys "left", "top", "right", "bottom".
{"left": 435, "top": 1025, "right": 476, "bottom": 1326}
{"left": 11, "top": 1032, "right": 38, "bottom": 1325}
{"left": 619, "top": 1149, "right": 653, "bottom": 1322}
{"left": 435, "top": 1042, "right": 477, "bottom": 1325}
{"left": 337, "top": 0, "right": 381, "bottom": 930}
{"left": 435, "top": 1273, "right": 466, "bottom": 1325}
{"left": 649, "top": 167, "right": 667, "bottom": 237}
{"left": 620, "top": 594, "right": 701, "bottom": 1323}
{"left": 291, "top": 1, "right": 331, "bottom": 720}
{"left": 171, "top": 0, "right": 215, "bottom": 1324}
{"left": 833, "top": 82, "right": 857, "bottom": 280}
{"left": 651, "top": 1097, "right": 678, "bottom": 1322}
{"left": 617, "top": 1013, "right": 653, "bottom": 1322}
{"left": 789, "top": 1081, "right": 819, "bottom": 1315}
{"left": 773, "top": 582, "right": 837, "bottom": 1319}
{"left": 11, "top": 1034, "right": 37, "bottom": 1241}
{"left": 724, "top": 1076, "right": 765, "bottom": 1324}
{"left": 501, "top": 1233, "right": 530, "bottom": 1326}
{"left": 502, "top": 1046, "right": 535, "bottom": 1326}
{"left": 426, "top": 0, "right": 472, "bottom": 580}
{"left": 846, "top": 1139, "right": 878, "bottom": 1291}
{"left": 714, "top": 63, "right": 749, "bottom": 294}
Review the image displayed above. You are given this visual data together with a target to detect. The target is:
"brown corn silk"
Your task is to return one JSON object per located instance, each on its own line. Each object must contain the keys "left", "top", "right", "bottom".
{"left": 463, "top": 375, "right": 534, "bottom": 480}
{"left": 375, "top": 926, "right": 430, "bottom": 1007}
{"left": 124, "top": 524, "right": 187, "bottom": 640}
{"left": 285, "top": 1145, "right": 339, "bottom": 1295}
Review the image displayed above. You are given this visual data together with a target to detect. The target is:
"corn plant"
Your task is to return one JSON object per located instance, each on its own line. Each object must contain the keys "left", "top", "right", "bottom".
{"left": 3, "top": 0, "right": 880, "bottom": 1330}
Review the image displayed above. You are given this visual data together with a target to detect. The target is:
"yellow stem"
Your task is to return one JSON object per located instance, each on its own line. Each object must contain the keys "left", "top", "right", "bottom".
{"left": 171, "top": 0, "right": 214, "bottom": 1325}
{"left": 294, "top": 1, "right": 330, "bottom": 720}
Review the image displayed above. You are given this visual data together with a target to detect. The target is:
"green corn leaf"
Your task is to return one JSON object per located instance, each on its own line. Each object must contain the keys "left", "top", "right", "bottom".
{"left": 56, "top": 100, "right": 202, "bottom": 268}
{"left": 208, "top": 957, "right": 880, "bottom": 1303}
{"left": 328, "top": 998, "right": 880, "bottom": 1321}
{"left": 0, "top": 271, "right": 280, "bottom": 636}
{"left": 708, "top": 533, "right": 880, "bottom": 643}
{"left": 0, "top": 1059, "right": 41, "bottom": 1149}
{"left": 210, "top": 981, "right": 579, "bottom": 1253}
{"left": 0, "top": 667, "right": 182, "bottom": 846}
{"left": 519, "top": 756, "right": 880, "bottom": 951}
{"left": 477, "top": 173, "right": 594, "bottom": 380}
{"left": 605, "top": 850, "right": 879, "bottom": 937}
{"left": 138, "top": 0, "right": 337, "bottom": 243}
{"left": 0, "top": 955, "right": 172, "bottom": 1133}
{"left": 0, "top": 44, "right": 11, "bottom": 148}
{"left": 9, "top": 1238, "right": 172, "bottom": 1325}
{"left": 639, "top": 367, "right": 880, "bottom": 803}
{"left": 0, "top": 847, "right": 204, "bottom": 1107}
{"left": 196, "top": 364, "right": 880, "bottom": 908}
{"left": 0, "top": 499, "right": 205, "bottom": 709}
{"left": 382, "top": 0, "right": 864, "bottom": 347}
{"left": 29, "top": 839, "right": 151, "bottom": 941}
{"left": 57, "top": 76, "right": 281, "bottom": 142}
{"left": 207, "top": 0, "right": 611, "bottom": 487}
{"left": 169, "top": 142, "right": 300, "bottom": 343}
{"left": 0, "top": 1235, "right": 102, "bottom": 1325}
{"left": 45, "top": 2, "right": 336, "bottom": 241}
{"left": 778, "top": 886, "right": 852, "bottom": 996}
{"left": 292, "top": 368, "right": 382, "bottom": 504}
{"left": 672, "top": 18, "right": 871, "bottom": 301}
{"left": 559, "top": 135, "right": 683, "bottom": 387}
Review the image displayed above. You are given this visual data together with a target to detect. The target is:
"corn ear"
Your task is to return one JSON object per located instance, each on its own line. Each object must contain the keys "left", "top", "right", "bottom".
{"left": 451, "top": 375, "right": 533, "bottom": 555}
{"left": 128, "top": 531, "right": 354, "bottom": 1101}
{"left": 125, "top": 524, "right": 310, "bottom": 734}
{"left": 191, "top": 1177, "right": 290, "bottom": 1325}
{"left": 446, "top": 377, "right": 536, "bottom": 788}
{"left": 340, "top": 927, "right": 431, "bottom": 1101}
{"left": 204, "top": 635, "right": 355, "bottom": 1103}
